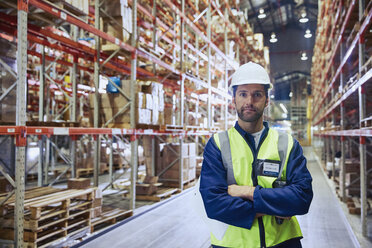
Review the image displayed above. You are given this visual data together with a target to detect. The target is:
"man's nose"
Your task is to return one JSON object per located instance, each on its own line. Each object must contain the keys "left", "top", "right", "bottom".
{"left": 245, "top": 94, "right": 253, "bottom": 105}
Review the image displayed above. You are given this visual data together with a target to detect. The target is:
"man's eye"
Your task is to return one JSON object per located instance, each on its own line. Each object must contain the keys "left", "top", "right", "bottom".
{"left": 240, "top": 93, "right": 247, "bottom": 97}
{"left": 254, "top": 93, "right": 263, "bottom": 97}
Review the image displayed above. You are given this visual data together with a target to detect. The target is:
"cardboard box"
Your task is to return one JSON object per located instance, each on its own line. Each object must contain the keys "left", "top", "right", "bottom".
{"left": 183, "top": 158, "right": 189, "bottom": 170}
{"left": 188, "top": 143, "right": 196, "bottom": 156}
{"left": 188, "top": 166, "right": 196, "bottom": 181}
{"left": 101, "top": 0, "right": 122, "bottom": 17}
{"left": 137, "top": 108, "right": 151, "bottom": 124}
{"left": 159, "top": 92, "right": 164, "bottom": 111}
{"left": 67, "top": 178, "right": 91, "bottom": 189}
{"left": 158, "top": 112, "right": 164, "bottom": 125}
{"left": 164, "top": 107, "right": 173, "bottom": 125}
{"left": 152, "top": 109, "right": 159, "bottom": 125}
{"left": 100, "top": 162, "right": 108, "bottom": 174}
{"left": 143, "top": 176, "right": 158, "bottom": 184}
{"left": 101, "top": 107, "right": 130, "bottom": 124}
{"left": 145, "top": 94, "right": 153, "bottom": 110}
{"left": 181, "top": 143, "right": 189, "bottom": 157}
{"left": 137, "top": 92, "right": 146, "bottom": 109}
{"left": 189, "top": 156, "right": 196, "bottom": 169}
{"left": 142, "top": 82, "right": 162, "bottom": 96}
{"left": 136, "top": 184, "right": 158, "bottom": 195}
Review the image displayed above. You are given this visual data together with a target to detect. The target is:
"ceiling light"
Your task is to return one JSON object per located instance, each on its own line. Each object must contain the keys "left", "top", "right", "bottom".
{"left": 258, "top": 8, "right": 266, "bottom": 19}
{"left": 301, "top": 52, "right": 308, "bottom": 61}
{"left": 282, "top": 113, "right": 288, "bottom": 118}
{"left": 289, "top": 92, "right": 293, "bottom": 98}
{"left": 304, "top": 29, "right": 312, "bottom": 38}
{"left": 299, "top": 12, "right": 309, "bottom": 23}
{"left": 270, "top": 32, "right": 277, "bottom": 43}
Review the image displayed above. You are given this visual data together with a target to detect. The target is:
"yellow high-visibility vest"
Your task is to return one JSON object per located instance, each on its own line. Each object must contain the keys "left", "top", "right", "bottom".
{"left": 211, "top": 127, "right": 302, "bottom": 248}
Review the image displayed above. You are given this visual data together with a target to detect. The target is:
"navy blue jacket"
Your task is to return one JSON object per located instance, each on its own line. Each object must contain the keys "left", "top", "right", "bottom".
{"left": 200, "top": 121, "right": 313, "bottom": 229}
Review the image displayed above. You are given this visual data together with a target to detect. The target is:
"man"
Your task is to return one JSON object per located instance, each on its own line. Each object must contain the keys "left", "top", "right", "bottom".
{"left": 199, "top": 62, "right": 313, "bottom": 248}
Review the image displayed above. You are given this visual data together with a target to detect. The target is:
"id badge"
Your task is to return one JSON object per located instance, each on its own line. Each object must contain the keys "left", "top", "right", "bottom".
{"left": 262, "top": 160, "right": 280, "bottom": 177}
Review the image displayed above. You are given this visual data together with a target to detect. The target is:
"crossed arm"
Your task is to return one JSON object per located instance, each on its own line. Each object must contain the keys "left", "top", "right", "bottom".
{"left": 200, "top": 137, "right": 313, "bottom": 229}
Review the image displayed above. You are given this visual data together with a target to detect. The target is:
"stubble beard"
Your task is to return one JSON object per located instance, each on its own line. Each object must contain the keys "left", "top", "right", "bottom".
{"left": 237, "top": 106, "right": 264, "bottom": 123}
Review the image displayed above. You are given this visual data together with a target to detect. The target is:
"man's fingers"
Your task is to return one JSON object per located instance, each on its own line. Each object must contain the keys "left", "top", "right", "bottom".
{"left": 276, "top": 216, "right": 292, "bottom": 220}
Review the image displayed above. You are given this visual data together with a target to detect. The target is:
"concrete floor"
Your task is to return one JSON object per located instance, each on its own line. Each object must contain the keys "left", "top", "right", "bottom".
{"left": 77, "top": 147, "right": 369, "bottom": 248}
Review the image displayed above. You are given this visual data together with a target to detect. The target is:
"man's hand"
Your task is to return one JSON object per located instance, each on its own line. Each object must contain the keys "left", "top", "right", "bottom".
{"left": 228, "top": 184, "right": 255, "bottom": 201}
{"left": 276, "top": 216, "right": 292, "bottom": 220}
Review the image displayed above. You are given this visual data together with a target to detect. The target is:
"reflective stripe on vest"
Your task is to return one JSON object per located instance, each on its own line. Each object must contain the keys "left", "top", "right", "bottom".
{"left": 218, "top": 130, "right": 289, "bottom": 185}
{"left": 212, "top": 128, "right": 302, "bottom": 248}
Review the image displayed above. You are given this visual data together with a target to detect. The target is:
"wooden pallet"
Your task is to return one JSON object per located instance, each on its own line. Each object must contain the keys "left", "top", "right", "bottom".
{"left": 135, "top": 187, "right": 181, "bottom": 202}
{"left": 77, "top": 168, "right": 93, "bottom": 178}
{"left": 25, "top": 121, "right": 79, "bottom": 127}
{"left": 183, "top": 179, "right": 196, "bottom": 189}
{"left": 26, "top": 174, "right": 38, "bottom": 182}
{"left": 91, "top": 208, "right": 133, "bottom": 233}
{"left": 0, "top": 187, "right": 63, "bottom": 207}
{"left": 347, "top": 197, "right": 361, "bottom": 215}
{"left": 160, "top": 178, "right": 196, "bottom": 189}
{"left": 113, "top": 178, "right": 131, "bottom": 190}
{"left": 165, "top": 125, "right": 183, "bottom": 131}
{"left": 8, "top": 188, "right": 94, "bottom": 219}
{"left": 48, "top": 0, "right": 88, "bottom": 17}
{"left": 361, "top": 116, "right": 372, "bottom": 129}
{"left": 0, "top": 188, "right": 95, "bottom": 247}
{"left": 136, "top": 123, "right": 161, "bottom": 130}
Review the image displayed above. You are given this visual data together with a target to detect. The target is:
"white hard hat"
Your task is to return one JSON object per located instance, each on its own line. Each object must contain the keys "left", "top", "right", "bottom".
{"left": 229, "top": 62, "right": 272, "bottom": 93}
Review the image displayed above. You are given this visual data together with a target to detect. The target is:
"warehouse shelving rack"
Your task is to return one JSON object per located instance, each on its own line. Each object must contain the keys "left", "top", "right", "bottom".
{"left": 311, "top": 0, "right": 371, "bottom": 236}
{"left": 0, "top": 0, "right": 269, "bottom": 246}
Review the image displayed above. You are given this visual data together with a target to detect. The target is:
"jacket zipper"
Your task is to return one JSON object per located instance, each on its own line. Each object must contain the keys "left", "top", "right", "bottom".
{"left": 249, "top": 129, "right": 268, "bottom": 248}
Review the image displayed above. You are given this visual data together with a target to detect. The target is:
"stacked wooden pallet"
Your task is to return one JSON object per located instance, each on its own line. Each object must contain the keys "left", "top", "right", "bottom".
{"left": 0, "top": 187, "right": 95, "bottom": 248}
{"left": 91, "top": 207, "right": 133, "bottom": 233}
{"left": 346, "top": 197, "right": 372, "bottom": 215}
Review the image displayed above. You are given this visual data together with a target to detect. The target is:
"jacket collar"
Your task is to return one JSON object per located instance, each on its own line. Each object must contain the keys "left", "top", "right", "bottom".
{"left": 234, "top": 121, "right": 270, "bottom": 150}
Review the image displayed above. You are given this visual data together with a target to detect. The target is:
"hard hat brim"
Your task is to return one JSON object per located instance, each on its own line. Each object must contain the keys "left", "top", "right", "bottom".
{"left": 229, "top": 82, "right": 273, "bottom": 94}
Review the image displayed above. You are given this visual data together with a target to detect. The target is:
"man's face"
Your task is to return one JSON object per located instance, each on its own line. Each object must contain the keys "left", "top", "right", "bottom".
{"left": 233, "top": 84, "right": 268, "bottom": 123}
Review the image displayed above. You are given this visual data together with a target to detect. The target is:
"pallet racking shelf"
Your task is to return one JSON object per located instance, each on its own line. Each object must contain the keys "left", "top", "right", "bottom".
{"left": 311, "top": 0, "right": 371, "bottom": 237}
{"left": 0, "top": 0, "right": 270, "bottom": 246}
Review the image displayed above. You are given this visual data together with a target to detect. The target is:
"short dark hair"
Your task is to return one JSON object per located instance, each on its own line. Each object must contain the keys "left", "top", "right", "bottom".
{"left": 233, "top": 85, "right": 270, "bottom": 98}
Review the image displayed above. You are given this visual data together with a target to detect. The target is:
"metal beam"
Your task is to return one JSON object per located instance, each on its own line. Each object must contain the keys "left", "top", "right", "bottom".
{"left": 129, "top": 0, "right": 138, "bottom": 211}
{"left": 38, "top": 45, "right": 45, "bottom": 186}
{"left": 15, "top": 0, "right": 27, "bottom": 246}
{"left": 224, "top": 7, "right": 229, "bottom": 130}
{"left": 266, "top": 0, "right": 278, "bottom": 30}
{"left": 93, "top": 0, "right": 101, "bottom": 187}
{"left": 207, "top": 1, "right": 211, "bottom": 128}
{"left": 0, "top": 82, "right": 16, "bottom": 102}
{"left": 179, "top": 0, "right": 185, "bottom": 190}
{"left": 358, "top": 0, "right": 367, "bottom": 236}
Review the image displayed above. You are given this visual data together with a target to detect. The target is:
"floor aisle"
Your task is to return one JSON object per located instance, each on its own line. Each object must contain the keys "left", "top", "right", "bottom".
{"left": 80, "top": 147, "right": 360, "bottom": 248}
